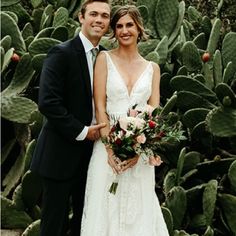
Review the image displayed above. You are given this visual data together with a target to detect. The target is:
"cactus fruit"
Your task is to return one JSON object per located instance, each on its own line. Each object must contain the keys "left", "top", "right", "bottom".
{"left": 202, "top": 52, "right": 210, "bottom": 63}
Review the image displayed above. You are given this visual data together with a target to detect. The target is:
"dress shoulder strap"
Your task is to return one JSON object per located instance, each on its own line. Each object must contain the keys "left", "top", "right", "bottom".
{"left": 102, "top": 51, "right": 113, "bottom": 68}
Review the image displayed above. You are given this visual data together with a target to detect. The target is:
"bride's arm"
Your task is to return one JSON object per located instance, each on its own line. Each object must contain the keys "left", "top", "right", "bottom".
{"left": 148, "top": 62, "right": 160, "bottom": 108}
{"left": 94, "top": 52, "right": 110, "bottom": 137}
{"left": 148, "top": 62, "right": 164, "bottom": 166}
{"left": 94, "top": 52, "right": 121, "bottom": 174}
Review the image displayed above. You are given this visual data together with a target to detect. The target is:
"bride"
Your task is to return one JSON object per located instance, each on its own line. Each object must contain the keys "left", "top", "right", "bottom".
{"left": 81, "top": 5, "right": 169, "bottom": 236}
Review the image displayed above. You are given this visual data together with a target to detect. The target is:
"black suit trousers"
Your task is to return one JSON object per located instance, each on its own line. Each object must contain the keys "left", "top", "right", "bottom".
{"left": 40, "top": 169, "right": 88, "bottom": 236}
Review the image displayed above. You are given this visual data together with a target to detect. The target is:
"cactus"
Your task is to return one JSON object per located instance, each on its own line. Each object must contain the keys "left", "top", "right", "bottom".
{"left": 182, "top": 151, "right": 201, "bottom": 173}
{"left": 21, "top": 219, "right": 40, "bottom": 236}
{"left": 201, "top": 16, "right": 212, "bottom": 39}
{"left": 223, "top": 61, "right": 235, "bottom": 84}
{"left": 163, "top": 169, "right": 177, "bottom": 196}
{"left": 51, "top": 26, "right": 69, "bottom": 42}
{"left": 206, "top": 107, "right": 236, "bottom": 137}
{"left": 155, "top": 36, "right": 168, "bottom": 64}
{"left": 181, "top": 41, "right": 202, "bottom": 72}
{"left": 1, "top": 11, "right": 26, "bottom": 53}
{"left": 31, "top": 53, "right": 46, "bottom": 72}
{"left": 170, "top": 75, "right": 217, "bottom": 103}
{"left": 218, "top": 193, "right": 236, "bottom": 235}
{"left": 203, "top": 226, "right": 214, "bottom": 236}
{"left": 138, "top": 39, "right": 159, "bottom": 57}
{"left": 1, "top": 47, "right": 14, "bottom": 72}
{"left": 228, "top": 160, "right": 236, "bottom": 193}
{"left": 31, "top": 0, "right": 43, "bottom": 9}
{"left": 2, "top": 53, "right": 35, "bottom": 96}
{"left": 28, "top": 37, "right": 61, "bottom": 57}
{"left": 176, "top": 91, "right": 216, "bottom": 111}
{"left": 0, "top": 35, "right": 12, "bottom": 52}
{"left": 213, "top": 49, "right": 223, "bottom": 86}
{"left": 193, "top": 32, "right": 207, "bottom": 50}
{"left": 222, "top": 32, "right": 236, "bottom": 73}
{"left": 206, "top": 19, "right": 222, "bottom": 56}
{"left": 162, "top": 206, "right": 174, "bottom": 236}
{"left": 52, "top": 7, "right": 69, "bottom": 28}
{"left": 203, "top": 179, "right": 218, "bottom": 225}
{"left": 22, "top": 23, "right": 34, "bottom": 40}
{"left": 160, "top": 93, "right": 177, "bottom": 116}
{"left": 1, "top": 0, "right": 21, "bottom": 6}
{"left": 183, "top": 108, "right": 210, "bottom": 130}
{"left": 1, "top": 95, "right": 38, "bottom": 123}
{"left": 215, "top": 83, "right": 236, "bottom": 108}
{"left": 1, "top": 195, "right": 33, "bottom": 228}
{"left": 175, "top": 147, "right": 187, "bottom": 185}
{"left": 155, "top": 0, "right": 179, "bottom": 38}
{"left": 22, "top": 170, "right": 43, "bottom": 210}
{"left": 165, "top": 186, "right": 187, "bottom": 229}
{"left": 168, "top": 1, "right": 185, "bottom": 45}
{"left": 40, "top": 4, "right": 53, "bottom": 30}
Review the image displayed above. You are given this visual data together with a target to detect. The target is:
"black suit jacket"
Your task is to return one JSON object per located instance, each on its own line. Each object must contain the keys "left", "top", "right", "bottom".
{"left": 31, "top": 35, "right": 97, "bottom": 180}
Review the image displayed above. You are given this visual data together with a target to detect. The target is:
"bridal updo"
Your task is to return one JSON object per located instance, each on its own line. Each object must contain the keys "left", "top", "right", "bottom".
{"left": 110, "top": 5, "right": 148, "bottom": 42}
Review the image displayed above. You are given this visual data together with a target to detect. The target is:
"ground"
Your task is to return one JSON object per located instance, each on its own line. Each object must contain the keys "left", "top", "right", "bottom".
{"left": 1, "top": 229, "right": 22, "bottom": 236}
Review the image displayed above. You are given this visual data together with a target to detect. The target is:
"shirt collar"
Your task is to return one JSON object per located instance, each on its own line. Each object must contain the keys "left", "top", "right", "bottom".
{"left": 79, "top": 31, "right": 99, "bottom": 53}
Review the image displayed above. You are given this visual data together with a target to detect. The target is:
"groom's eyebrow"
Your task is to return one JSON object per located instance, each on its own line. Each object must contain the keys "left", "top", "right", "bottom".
{"left": 89, "top": 10, "right": 110, "bottom": 18}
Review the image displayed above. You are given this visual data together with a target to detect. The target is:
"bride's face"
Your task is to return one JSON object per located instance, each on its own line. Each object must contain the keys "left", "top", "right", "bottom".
{"left": 115, "top": 14, "right": 139, "bottom": 46}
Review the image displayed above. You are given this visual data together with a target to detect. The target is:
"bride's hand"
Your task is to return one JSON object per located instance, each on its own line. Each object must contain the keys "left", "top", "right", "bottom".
{"left": 106, "top": 147, "right": 122, "bottom": 174}
{"left": 120, "top": 155, "right": 139, "bottom": 172}
{"left": 149, "top": 155, "right": 163, "bottom": 166}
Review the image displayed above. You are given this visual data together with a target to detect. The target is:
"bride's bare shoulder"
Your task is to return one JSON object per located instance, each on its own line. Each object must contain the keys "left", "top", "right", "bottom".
{"left": 150, "top": 61, "right": 160, "bottom": 73}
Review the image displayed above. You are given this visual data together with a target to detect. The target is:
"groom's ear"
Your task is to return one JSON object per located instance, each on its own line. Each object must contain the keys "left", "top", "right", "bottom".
{"left": 79, "top": 13, "right": 84, "bottom": 24}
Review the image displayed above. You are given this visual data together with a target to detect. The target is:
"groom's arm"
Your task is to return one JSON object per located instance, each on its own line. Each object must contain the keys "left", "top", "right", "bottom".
{"left": 38, "top": 46, "right": 85, "bottom": 141}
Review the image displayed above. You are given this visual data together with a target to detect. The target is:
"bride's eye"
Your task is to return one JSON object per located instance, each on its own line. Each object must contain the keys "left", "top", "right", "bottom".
{"left": 116, "top": 24, "right": 123, "bottom": 29}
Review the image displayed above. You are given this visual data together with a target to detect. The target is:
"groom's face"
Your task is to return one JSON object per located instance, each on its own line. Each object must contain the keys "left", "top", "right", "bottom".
{"left": 79, "top": 2, "right": 110, "bottom": 44}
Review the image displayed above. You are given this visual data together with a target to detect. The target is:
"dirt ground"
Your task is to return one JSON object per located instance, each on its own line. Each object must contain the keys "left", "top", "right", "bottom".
{"left": 1, "top": 229, "right": 23, "bottom": 236}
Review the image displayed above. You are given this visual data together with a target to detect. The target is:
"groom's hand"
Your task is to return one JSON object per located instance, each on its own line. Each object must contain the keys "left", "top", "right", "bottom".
{"left": 86, "top": 123, "right": 106, "bottom": 141}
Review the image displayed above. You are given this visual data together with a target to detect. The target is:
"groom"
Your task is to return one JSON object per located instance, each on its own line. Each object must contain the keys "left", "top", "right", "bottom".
{"left": 30, "top": 0, "right": 111, "bottom": 235}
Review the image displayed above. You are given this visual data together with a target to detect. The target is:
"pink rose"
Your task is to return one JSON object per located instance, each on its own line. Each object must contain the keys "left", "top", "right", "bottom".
{"left": 149, "top": 156, "right": 163, "bottom": 166}
{"left": 136, "top": 134, "right": 146, "bottom": 144}
{"left": 129, "top": 109, "right": 138, "bottom": 117}
{"left": 119, "top": 117, "right": 128, "bottom": 130}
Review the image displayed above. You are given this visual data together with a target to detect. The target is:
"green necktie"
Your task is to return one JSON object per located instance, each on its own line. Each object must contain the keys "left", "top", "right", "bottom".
{"left": 91, "top": 48, "right": 99, "bottom": 66}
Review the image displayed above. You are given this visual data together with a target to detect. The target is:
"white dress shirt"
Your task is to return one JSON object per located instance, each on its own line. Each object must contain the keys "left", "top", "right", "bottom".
{"left": 76, "top": 32, "right": 99, "bottom": 141}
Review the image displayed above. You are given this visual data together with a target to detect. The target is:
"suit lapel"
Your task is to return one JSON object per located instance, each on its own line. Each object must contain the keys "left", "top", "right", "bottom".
{"left": 72, "top": 35, "right": 92, "bottom": 99}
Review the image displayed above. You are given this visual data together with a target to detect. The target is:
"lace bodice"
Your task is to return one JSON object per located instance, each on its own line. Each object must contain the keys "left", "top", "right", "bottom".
{"left": 104, "top": 52, "right": 153, "bottom": 119}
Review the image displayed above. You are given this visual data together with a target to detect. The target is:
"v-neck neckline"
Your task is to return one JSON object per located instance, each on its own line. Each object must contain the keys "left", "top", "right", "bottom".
{"left": 106, "top": 52, "right": 151, "bottom": 97}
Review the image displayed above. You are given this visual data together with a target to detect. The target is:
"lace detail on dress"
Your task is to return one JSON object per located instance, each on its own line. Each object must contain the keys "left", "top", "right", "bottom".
{"left": 81, "top": 51, "right": 169, "bottom": 236}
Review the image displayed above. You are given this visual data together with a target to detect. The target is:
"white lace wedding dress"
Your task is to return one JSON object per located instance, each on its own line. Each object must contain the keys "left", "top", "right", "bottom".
{"left": 81, "top": 52, "right": 169, "bottom": 236}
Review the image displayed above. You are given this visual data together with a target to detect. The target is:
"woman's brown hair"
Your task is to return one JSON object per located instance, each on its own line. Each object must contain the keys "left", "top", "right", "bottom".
{"left": 110, "top": 5, "right": 148, "bottom": 42}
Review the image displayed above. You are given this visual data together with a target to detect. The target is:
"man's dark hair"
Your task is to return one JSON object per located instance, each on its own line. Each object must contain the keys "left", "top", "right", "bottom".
{"left": 80, "top": 0, "right": 110, "bottom": 17}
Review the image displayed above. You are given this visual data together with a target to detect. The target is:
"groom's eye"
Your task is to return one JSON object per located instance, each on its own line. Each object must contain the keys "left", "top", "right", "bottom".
{"left": 89, "top": 11, "right": 98, "bottom": 17}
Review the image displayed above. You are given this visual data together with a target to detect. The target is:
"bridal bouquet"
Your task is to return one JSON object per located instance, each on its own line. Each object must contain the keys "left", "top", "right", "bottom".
{"left": 102, "top": 105, "right": 186, "bottom": 194}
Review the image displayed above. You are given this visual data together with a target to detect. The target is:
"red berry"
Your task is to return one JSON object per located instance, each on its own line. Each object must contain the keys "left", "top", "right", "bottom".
{"left": 149, "top": 120, "right": 156, "bottom": 129}
{"left": 202, "top": 52, "right": 210, "bottom": 62}
{"left": 115, "top": 138, "right": 122, "bottom": 145}
{"left": 11, "top": 53, "right": 20, "bottom": 62}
